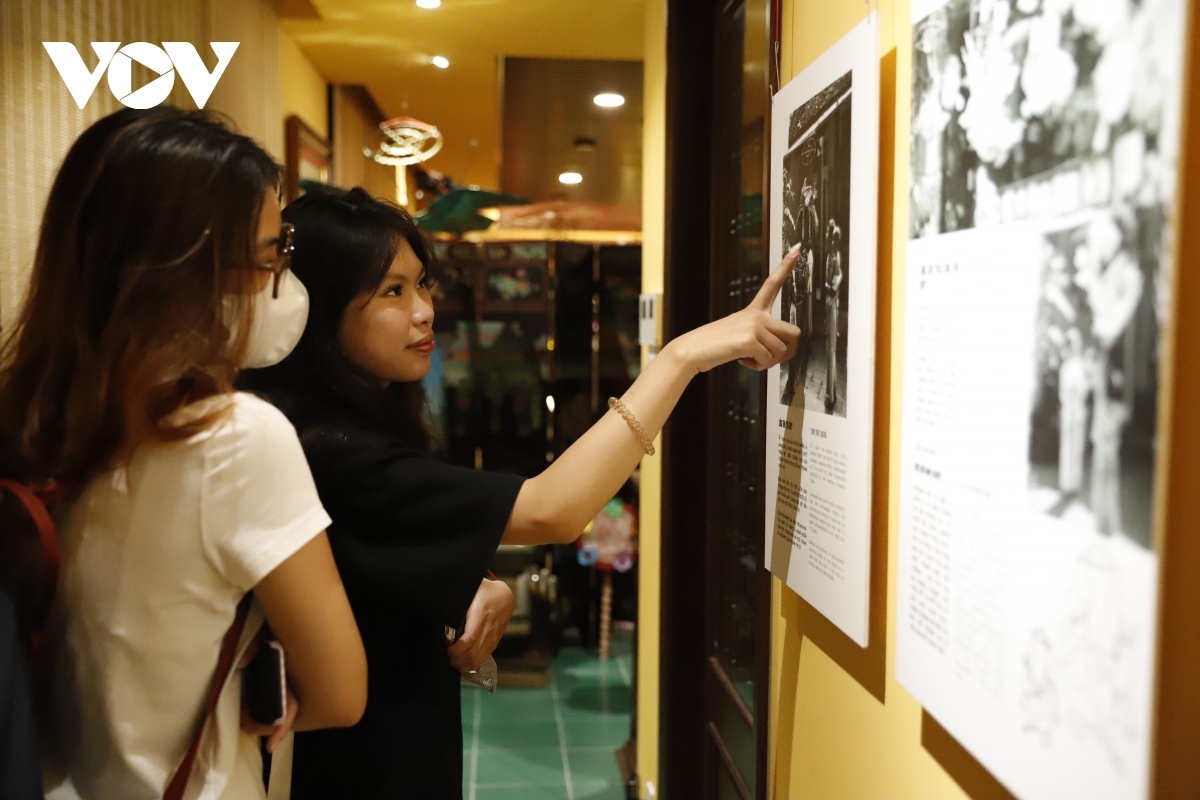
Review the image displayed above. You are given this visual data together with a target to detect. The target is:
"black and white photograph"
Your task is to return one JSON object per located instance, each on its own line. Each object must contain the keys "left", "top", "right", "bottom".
{"left": 779, "top": 69, "right": 851, "bottom": 417}
{"left": 1027, "top": 209, "right": 1162, "bottom": 551}
{"left": 910, "top": 0, "right": 1183, "bottom": 240}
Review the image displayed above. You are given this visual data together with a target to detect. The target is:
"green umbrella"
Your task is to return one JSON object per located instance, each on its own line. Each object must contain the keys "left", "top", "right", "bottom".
{"left": 416, "top": 188, "right": 529, "bottom": 236}
{"left": 298, "top": 179, "right": 334, "bottom": 195}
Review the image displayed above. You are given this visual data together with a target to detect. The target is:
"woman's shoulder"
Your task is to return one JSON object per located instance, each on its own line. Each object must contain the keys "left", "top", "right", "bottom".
{"left": 299, "top": 413, "right": 402, "bottom": 471}
{"left": 159, "top": 392, "right": 297, "bottom": 453}
{"left": 170, "top": 391, "right": 293, "bottom": 432}
{"left": 244, "top": 389, "right": 395, "bottom": 463}
{"left": 223, "top": 392, "right": 302, "bottom": 442}
{"left": 175, "top": 392, "right": 305, "bottom": 467}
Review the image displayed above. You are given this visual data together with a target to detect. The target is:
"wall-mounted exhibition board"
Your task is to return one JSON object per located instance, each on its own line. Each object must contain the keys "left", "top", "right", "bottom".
{"left": 897, "top": 1, "right": 1189, "bottom": 798}
{"left": 766, "top": 13, "right": 880, "bottom": 647}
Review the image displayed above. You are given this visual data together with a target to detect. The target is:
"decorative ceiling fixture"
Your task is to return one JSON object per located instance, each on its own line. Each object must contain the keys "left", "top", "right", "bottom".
{"left": 593, "top": 92, "right": 625, "bottom": 108}
{"left": 431, "top": 55, "right": 450, "bottom": 69}
{"left": 364, "top": 116, "right": 444, "bottom": 166}
{"left": 558, "top": 172, "right": 583, "bottom": 185}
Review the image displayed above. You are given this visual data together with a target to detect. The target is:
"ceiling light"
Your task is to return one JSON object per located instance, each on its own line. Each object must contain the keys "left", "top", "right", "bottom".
{"left": 416, "top": 0, "right": 441, "bottom": 6}
{"left": 593, "top": 93, "right": 625, "bottom": 108}
{"left": 431, "top": 55, "right": 450, "bottom": 69}
{"left": 558, "top": 172, "right": 582, "bottom": 185}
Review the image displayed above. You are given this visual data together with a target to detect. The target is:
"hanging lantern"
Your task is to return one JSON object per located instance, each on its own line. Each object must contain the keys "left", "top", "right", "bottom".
{"left": 363, "top": 115, "right": 444, "bottom": 166}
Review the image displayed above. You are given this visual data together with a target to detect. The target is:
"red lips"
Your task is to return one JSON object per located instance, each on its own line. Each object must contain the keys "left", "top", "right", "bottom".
{"left": 408, "top": 336, "right": 435, "bottom": 355}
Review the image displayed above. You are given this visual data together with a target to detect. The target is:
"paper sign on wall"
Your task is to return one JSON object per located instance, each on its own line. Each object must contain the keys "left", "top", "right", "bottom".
{"left": 896, "top": 1, "right": 1188, "bottom": 797}
{"left": 765, "top": 14, "right": 880, "bottom": 647}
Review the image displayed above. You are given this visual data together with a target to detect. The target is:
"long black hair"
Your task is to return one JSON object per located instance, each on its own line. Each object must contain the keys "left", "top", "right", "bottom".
{"left": 239, "top": 186, "right": 435, "bottom": 451}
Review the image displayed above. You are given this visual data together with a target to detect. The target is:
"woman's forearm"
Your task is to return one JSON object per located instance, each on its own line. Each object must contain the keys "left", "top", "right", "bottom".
{"left": 504, "top": 340, "right": 695, "bottom": 544}
{"left": 254, "top": 534, "right": 368, "bottom": 730}
{"left": 501, "top": 250, "right": 801, "bottom": 544}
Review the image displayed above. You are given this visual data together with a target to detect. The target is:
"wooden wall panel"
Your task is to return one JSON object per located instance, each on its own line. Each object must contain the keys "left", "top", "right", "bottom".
{"left": 331, "top": 84, "right": 396, "bottom": 202}
{"left": 0, "top": 0, "right": 202, "bottom": 330}
{"left": 0, "top": 0, "right": 282, "bottom": 331}
{"left": 1151, "top": 2, "right": 1200, "bottom": 795}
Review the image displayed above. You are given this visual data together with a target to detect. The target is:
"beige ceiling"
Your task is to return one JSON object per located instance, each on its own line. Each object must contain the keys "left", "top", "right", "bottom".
{"left": 283, "top": 0, "right": 646, "bottom": 191}
{"left": 501, "top": 58, "right": 643, "bottom": 208}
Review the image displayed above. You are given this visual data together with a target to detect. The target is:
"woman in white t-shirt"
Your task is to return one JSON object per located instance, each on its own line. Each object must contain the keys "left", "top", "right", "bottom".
{"left": 0, "top": 107, "right": 367, "bottom": 799}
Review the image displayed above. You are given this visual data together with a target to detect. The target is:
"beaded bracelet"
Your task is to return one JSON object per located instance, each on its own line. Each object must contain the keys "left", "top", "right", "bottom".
{"left": 608, "top": 397, "right": 655, "bottom": 456}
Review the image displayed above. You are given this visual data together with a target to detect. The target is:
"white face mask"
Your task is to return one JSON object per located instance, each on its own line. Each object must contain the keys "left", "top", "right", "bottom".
{"left": 224, "top": 270, "right": 310, "bottom": 369}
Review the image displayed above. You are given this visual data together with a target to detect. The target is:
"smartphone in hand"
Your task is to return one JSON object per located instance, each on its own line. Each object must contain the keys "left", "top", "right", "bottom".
{"left": 243, "top": 640, "right": 287, "bottom": 726}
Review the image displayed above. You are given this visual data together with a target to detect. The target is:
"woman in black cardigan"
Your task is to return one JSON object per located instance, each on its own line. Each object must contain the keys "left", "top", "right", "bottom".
{"left": 242, "top": 187, "right": 801, "bottom": 799}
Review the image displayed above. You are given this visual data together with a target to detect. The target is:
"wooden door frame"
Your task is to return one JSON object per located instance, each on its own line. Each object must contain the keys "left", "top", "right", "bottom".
{"left": 755, "top": 0, "right": 782, "bottom": 791}
{"left": 658, "top": 0, "right": 715, "bottom": 795}
{"left": 658, "top": 0, "right": 779, "bottom": 796}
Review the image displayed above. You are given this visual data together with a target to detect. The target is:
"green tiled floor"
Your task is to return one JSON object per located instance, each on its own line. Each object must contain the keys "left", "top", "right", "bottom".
{"left": 463, "top": 638, "right": 633, "bottom": 800}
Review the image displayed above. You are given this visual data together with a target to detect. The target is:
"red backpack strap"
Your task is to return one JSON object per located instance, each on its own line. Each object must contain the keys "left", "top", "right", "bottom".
{"left": 163, "top": 594, "right": 253, "bottom": 800}
{"left": 0, "top": 479, "right": 62, "bottom": 640}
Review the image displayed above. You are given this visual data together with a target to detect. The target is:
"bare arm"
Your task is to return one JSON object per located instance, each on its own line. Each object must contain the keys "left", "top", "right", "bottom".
{"left": 503, "top": 248, "right": 803, "bottom": 545}
{"left": 448, "top": 578, "right": 515, "bottom": 672}
{"left": 253, "top": 532, "right": 368, "bottom": 730}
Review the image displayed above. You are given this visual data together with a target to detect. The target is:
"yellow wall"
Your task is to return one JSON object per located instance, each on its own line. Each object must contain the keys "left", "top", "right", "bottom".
{"left": 207, "top": 0, "right": 283, "bottom": 160}
{"left": 280, "top": 29, "right": 328, "bottom": 141}
{"left": 330, "top": 85, "right": 399, "bottom": 202}
{"left": 767, "top": 2, "right": 970, "bottom": 797}
{"left": 636, "top": 0, "right": 667, "bottom": 796}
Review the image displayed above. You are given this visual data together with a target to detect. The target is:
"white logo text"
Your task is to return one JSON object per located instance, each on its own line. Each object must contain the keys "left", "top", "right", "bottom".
{"left": 42, "top": 42, "right": 239, "bottom": 109}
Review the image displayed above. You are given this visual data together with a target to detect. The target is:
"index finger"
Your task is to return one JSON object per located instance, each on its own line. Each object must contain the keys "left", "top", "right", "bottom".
{"left": 751, "top": 244, "right": 801, "bottom": 312}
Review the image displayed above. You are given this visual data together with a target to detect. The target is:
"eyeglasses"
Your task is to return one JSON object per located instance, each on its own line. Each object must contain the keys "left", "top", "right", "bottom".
{"left": 256, "top": 222, "right": 295, "bottom": 298}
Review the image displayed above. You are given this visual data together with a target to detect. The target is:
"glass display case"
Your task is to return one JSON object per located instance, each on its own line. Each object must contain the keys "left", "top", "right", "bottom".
{"left": 426, "top": 240, "right": 642, "bottom": 479}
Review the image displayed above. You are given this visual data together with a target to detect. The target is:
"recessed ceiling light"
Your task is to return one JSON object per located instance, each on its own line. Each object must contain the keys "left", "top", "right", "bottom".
{"left": 431, "top": 55, "right": 450, "bottom": 69}
{"left": 416, "top": 0, "right": 441, "bottom": 7}
{"left": 558, "top": 172, "right": 583, "bottom": 185}
{"left": 594, "top": 93, "right": 625, "bottom": 108}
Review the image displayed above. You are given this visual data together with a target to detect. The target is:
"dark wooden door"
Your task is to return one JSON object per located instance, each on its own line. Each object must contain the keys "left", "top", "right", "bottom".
{"left": 703, "top": 1, "right": 771, "bottom": 798}
{"left": 659, "top": 0, "right": 776, "bottom": 795}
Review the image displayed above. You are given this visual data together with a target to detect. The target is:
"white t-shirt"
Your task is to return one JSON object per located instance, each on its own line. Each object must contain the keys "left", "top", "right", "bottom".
{"left": 39, "top": 393, "right": 332, "bottom": 800}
